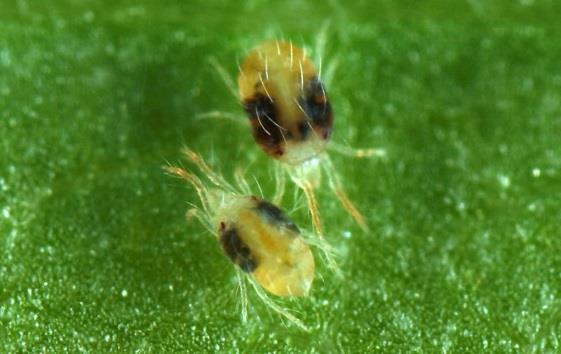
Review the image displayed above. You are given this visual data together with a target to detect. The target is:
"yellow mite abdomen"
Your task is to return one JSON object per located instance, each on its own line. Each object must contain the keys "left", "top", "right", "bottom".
{"left": 219, "top": 197, "right": 315, "bottom": 297}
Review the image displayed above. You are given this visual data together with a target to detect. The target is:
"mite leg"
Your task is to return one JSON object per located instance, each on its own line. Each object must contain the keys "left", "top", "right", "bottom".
{"left": 234, "top": 167, "right": 252, "bottom": 195}
{"left": 197, "top": 57, "right": 249, "bottom": 127}
{"left": 186, "top": 208, "right": 214, "bottom": 234}
{"left": 195, "top": 111, "right": 249, "bottom": 127}
{"left": 322, "top": 55, "right": 339, "bottom": 88}
{"left": 333, "top": 187, "right": 368, "bottom": 232}
{"left": 313, "top": 19, "right": 330, "bottom": 70}
{"left": 288, "top": 164, "right": 324, "bottom": 237}
{"left": 181, "top": 147, "right": 234, "bottom": 193}
{"left": 328, "top": 141, "right": 386, "bottom": 159}
{"left": 323, "top": 157, "right": 369, "bottom": 232}
{"left": 236, "top": 271, "right": 249, "bottom": 324}
{"left": 207, "top": 56, "right": 238, "bottom": 99}
{"left": 247, "top": 276, "right": 308, "bottom": 331}
{"left": 164, "top": 165, "right": 211, "bottom": 215}
{"left": 272, "top": 164, "right": 286, "bottom": 205}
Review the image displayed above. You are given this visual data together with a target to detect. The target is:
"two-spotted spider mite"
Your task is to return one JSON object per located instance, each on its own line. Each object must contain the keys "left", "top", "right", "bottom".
{"left": 237, "top": 40, "right": 375, "bottom": 235}
{"left": 165, "top": 147, "right": 336, "bottom": 330}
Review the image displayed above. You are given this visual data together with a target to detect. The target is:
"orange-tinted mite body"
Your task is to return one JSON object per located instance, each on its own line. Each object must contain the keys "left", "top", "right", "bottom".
{"left": 166, "top": 148, "right": 315, "bottom": 298}
{"left": 219, "top": 197, "right": 314, "bottom": 296}
{"left": 238, "top": 41, "right": 333, "bottom": 165}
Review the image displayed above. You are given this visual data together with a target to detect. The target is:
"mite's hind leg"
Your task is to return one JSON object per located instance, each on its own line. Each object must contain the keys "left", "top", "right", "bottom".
{"left": 323, "top": 157, "right": 369, "bottom": 232}
{"left": 272, "top": 164, "right": 286, "bottom": 205}
{"left": 299, "top": 179, "right": 324, "bottom": 238}
{"left": 288, "top": 165, "right": 324, "bottom": 238}
{"left": 333, "top": 187, "right": 368, "bottom": 231}
{"left": 303, "top": 231, "right": 342, "bottom": 277}
{"left": 293, "top": 172, "right": 341, "bottom": 275}
{"left": 236, "top": 271, "right": 249, "bottom": 324}
{"left": 185, "top": 208, "right": 214, "bottom": 234}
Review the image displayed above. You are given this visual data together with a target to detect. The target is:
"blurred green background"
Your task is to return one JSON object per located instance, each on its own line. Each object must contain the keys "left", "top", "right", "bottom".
{"left": 2, "top": 0, "right": 561, "bottom": 352}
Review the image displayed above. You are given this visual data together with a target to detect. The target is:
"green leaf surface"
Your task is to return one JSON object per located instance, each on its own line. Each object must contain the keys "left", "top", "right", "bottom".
{"left": 2, "top": 1, "right": 561, "bottom": 352}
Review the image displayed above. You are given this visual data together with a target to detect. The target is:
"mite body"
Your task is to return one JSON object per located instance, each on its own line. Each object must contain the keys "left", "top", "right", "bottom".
{"left": 218, "top": 197, "right": 314, "bottom": 297}
{"left": 238, "top": 40, "right": 370, "bottom": 234}
{"left": 166, "top": 148, "right": 315, "bottom": 298}
{"left": 238, "top": 41, "right": 332, "bottom": 164}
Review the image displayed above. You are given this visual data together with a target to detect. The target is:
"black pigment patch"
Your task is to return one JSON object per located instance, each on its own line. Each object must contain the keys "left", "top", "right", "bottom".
{"left": 254, "top": 200, "right": 300, "bottom": 234}
{"left": 219, "top": 225, "right": 257, "bottom": 273}
{"left": 242, "top": 93, "right": 285, "bottom": 152}
{"left": 300, "top": 77, "right": 333, "bottom": 130}
{"left": 297, "top": 121, "right": 310, "bottom": 139}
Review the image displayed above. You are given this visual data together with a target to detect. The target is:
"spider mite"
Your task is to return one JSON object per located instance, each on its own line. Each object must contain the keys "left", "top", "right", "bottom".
{"left": 238, "top": 40, "right": 371, "bottom": 235}
{"left": 165, "top": 147, "right": 335, "bottom": 330}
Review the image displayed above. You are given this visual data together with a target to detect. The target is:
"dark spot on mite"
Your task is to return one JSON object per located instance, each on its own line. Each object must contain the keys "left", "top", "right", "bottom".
{"left": 285, "top": 130, "right": 294, "bottom": 139}
{"left": 254, "top": 199, "right": 300, "bottom": 234}
{"left": 322, "top": 127, "right": 331, "bottom": 139}
{"left": 299, "top": 77, "right": 333, "bottom": 136}
{"left": 298, "top": 121, "right": 310, "bottom": 139}
{"left": 219, "top": 225, "right": 257, "bottom": 273}
{"left": 242, "top": 93, "right": 286, "bottom": 154}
